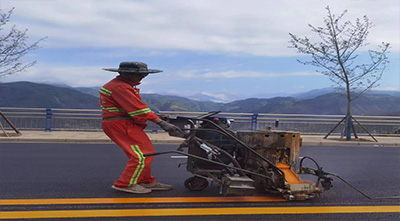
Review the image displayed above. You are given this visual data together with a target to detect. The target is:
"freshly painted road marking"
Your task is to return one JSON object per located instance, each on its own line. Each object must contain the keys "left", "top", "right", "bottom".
{"left": 0, "top": 206, "right": 399, "bottom": 219}
{"left": 0, "top": 196, "right": 285, "bottom": 205}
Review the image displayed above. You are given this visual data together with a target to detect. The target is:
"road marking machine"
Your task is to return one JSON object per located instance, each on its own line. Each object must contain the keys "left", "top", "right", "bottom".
{"left": 145, "top": 111, "right": 399, "bottom": 201}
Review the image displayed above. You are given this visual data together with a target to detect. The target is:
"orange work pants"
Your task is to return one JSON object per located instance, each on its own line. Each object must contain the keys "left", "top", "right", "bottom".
{"left": 102, "top": 120, "right": 156, "bottom": 187}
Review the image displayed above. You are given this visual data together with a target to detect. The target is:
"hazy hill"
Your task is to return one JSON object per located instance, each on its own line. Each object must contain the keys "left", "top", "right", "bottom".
{"left": 74, "top": 86, "right": 101, "bottom": 97}
{"left": 220, "top": 97, "right": 298, "bottom": 113}
{"left": 284, "top": 93, "right": 400, "bottom": 115}
{"left": 293, "top": 88, "right": 400, "bottom": 100}
{"left": 141, "top": 94, "right": 223, "bottom": 112}
{"left": 216, "top": 93, "right": 400, "bottom": 115}
{"left": 0, "top": 82, "right": 99, "bottom": 108}
{"left": 293, "top": 88, "right": 335, "bottom": 100}
{"left": 1, "top": 81, "right": 399, "bottom": 115}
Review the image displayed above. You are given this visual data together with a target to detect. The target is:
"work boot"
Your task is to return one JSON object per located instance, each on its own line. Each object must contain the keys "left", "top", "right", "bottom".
{"left": 111, "top": 184, "right": 152, "bottom": 194}
{"left": 139, "top": 182, "right": 173, "bottom": 191}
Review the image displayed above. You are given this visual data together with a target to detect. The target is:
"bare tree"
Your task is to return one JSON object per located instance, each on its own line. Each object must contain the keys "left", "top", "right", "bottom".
{"left": 0, "top": 8, "right": 45, "bottom": 78}
{"left": 289, "top": 6, "right": 390, "bottom": 141}
{"left": 0, "top": 8, "right": 45, "bottom": 137}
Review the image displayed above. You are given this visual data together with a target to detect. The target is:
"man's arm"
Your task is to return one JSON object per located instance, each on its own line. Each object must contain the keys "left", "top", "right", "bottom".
{"left": 151, "top": 118, "right": 184, "bottom": 137}
{"left": 150, "top": 117, "right": 163, "bottom": 124}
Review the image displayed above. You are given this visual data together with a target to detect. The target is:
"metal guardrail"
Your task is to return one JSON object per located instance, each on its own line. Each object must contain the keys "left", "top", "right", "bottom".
{"left": 0, "top": 107, "right": 399, "bottom": 135}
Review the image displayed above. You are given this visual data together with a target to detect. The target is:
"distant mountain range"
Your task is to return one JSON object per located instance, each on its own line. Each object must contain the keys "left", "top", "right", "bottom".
{"left": 72, "top": 85, "right": 400, "bottom": 102}
{"left": 291, "top": 88, "right": 400, "bottom": 100}
{"left": 0, "top": 82, "right": 99, "bottom": 109}
{"left": 1, "top": 81, "right": 399, "bottom": 115}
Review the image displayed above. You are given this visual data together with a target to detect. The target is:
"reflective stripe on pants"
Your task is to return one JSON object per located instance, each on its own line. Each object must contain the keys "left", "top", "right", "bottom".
{"left": 129, "top": 145, "right": 145, "bottom": 185}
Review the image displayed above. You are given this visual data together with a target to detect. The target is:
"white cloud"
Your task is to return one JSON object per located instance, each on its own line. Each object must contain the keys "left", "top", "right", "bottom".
{"left": 2, "top": 0, "right": 398, "bottom": 56}
{"left": 0, "top": 63, "right": 321, "bottom": 87}
{"left": 177, "top": 70, "right": 321, "bottom": 79}
{"left": 374, "top": 87, "right": 400, "bottom": 91}
{"left": 197, "top": 92, "right": 231, "bottom": 102}
{"left": 0, "top": 64, "right": 113, "bottom": 87}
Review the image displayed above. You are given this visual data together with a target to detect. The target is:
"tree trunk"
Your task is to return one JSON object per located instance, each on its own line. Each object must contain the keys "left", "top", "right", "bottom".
{"left": 345, "top": 83, "right": 353, "bottom": 141}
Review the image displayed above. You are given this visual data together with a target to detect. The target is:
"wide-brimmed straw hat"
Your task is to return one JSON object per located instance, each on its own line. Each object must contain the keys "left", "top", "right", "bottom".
{"left": 103, "top": 61, "right": 162, "bottom": 74}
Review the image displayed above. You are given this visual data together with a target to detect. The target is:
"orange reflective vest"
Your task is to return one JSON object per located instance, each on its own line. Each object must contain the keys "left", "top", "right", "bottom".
{"left": 99, "top": 76, "right": 158, "bottom": 126}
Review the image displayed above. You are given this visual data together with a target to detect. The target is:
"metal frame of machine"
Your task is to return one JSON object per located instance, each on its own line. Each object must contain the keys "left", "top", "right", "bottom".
{"left": 145, "top": 111, "right": 333, "bottom": 200}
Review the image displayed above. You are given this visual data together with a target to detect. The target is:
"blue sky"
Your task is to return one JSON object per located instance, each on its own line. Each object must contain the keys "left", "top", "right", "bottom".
{"left": 0, "top": 0, "right": 399, "bottom": 102}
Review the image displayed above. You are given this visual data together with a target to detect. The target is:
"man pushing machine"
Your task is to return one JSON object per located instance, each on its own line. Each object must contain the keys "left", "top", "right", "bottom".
{"left": 100, "top": 61, "right": 184, "bottom": 194}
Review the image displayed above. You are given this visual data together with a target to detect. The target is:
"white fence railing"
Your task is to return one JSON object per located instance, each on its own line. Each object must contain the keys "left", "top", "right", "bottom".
{"left": 0, "top": 107, "right": 399, "bottom": 135}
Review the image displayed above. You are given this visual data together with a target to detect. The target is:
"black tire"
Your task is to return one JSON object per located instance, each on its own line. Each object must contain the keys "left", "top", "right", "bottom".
{"left": 184, "top": 176, "right": 209, "bottom": 191}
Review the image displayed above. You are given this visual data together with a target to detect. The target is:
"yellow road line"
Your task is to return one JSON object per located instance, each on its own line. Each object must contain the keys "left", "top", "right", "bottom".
{"left": 0, "top": 196, "right": 285, "bottom": 205}
{"left": 0, "top": 206, "right": 399, "bottom": 219}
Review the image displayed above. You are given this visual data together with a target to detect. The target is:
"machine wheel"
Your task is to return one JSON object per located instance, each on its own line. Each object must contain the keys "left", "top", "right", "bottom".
{"left": 184, "top": 176, "right": 209, "bottom": 191}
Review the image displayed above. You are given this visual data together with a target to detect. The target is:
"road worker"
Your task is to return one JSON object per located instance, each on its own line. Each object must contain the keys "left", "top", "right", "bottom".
{"left": 100, "top": 61, "right": 184, "bottom": 194}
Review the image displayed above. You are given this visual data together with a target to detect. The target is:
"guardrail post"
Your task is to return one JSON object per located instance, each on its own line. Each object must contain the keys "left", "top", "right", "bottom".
{"left": 275, "top": 119, "right": 280, "bottom": 128}
{"left": 45, "top": 108, "right": 52, "bottom": 132}
{"left": 251, "top": 113, "right": 258, "bottom": 131}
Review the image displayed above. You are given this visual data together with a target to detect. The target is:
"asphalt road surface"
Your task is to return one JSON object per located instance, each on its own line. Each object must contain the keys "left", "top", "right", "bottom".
{"left": 0, "top": 143, "right": 399, "bottom": 220}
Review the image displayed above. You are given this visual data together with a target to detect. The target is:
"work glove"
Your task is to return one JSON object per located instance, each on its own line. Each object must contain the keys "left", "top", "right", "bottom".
{"left": 158, "top": 121, "right": 185, "bottom": 137}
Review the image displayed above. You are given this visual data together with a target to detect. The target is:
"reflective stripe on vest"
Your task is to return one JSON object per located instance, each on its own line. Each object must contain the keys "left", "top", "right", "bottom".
{"left": 128, "top": 108, "right": 152, "bottom": 117}
{"left": 99, "top": 87, "right": 112, "bottom": 96}
{"left": 101, "top": 106, "right": 125, "bottom": 112}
